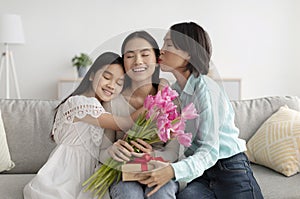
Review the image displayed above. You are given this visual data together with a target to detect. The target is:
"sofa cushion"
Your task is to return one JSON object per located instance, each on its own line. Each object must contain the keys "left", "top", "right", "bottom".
{"left": 231, "top": 96, "right": 300, "bottom": 141}
{"left": 251, "top": 164, "right": 300, "bottom": 199}
{"left": 246, "top": 106, "right": 300, "bottom": 176}
{"left": 0, "top": 99, "right": 58, "bottom": 174}
{"left": 0, "top": 109, "right": 15, "bottom": 172}
{"left": 0, "top": 174, "right": 35, "bottom": 199}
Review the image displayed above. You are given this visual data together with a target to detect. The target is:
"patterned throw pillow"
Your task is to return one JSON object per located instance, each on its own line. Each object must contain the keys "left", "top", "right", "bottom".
{"left": 0, "top": 109, "right": 15, "bottom": 172}
{"left": 246, "top": 106, "right": 300, "bottom": 177}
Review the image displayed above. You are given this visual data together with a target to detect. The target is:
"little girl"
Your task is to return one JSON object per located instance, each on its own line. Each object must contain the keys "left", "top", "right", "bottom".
{"left": 23, "top": 52, "right": 143, "bottom": 199}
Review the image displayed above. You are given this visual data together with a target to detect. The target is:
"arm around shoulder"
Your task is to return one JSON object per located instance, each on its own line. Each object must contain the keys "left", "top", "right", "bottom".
{"left": 158, "top": 78, "right": 170, "bottom": 91}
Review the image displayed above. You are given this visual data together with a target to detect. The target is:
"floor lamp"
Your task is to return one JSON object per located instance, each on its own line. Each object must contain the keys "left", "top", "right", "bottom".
{"left": 0, "top": 14, "right": 25, "bottom": 99}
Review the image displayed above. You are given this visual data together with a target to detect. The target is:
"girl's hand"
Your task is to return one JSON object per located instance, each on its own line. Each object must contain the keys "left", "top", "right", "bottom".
{"left": 130, "top": 138, "right": 153, "bottom": 154}
{"left": 136, "top": 164, "right": 175, "bottom": 197}
{"left": 108, "top": 139, "right": 134, "bottom": 162}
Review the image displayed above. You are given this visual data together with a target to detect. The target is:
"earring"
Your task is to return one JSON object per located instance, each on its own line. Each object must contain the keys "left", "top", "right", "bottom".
{"left": 89, "top": 72, "right": 95, "bottom": 81}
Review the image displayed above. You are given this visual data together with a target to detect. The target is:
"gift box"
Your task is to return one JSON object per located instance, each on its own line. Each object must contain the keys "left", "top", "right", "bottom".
{"left": 122, "top": 154, "right": 167, "bottom": 181}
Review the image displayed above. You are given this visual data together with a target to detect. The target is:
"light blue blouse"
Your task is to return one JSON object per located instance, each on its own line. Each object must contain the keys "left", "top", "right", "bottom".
{"left": 171, "top": 74, "right": 247, "bottom": 183}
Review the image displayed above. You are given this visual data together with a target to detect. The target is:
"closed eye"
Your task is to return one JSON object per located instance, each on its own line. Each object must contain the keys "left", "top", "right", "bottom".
{"left": 124, "top": 51, "right": 135, "bottom": 59}
{"left": 103, "top": 76, "right": 110, "bottom": 80}
{"left": 116, "top": 79, "right": 124, "bottom": 86}
{"left": 126, "top": 55, "right": 134, "bottom": 58}
{"left": 103, "top": 71, "right": 113, "bottom": 80}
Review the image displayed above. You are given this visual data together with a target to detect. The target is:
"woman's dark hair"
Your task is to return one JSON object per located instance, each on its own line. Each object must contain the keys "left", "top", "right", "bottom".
{"left": 170, "top": 22, "right": 212, "bottom": 76}
{"left": 51, "top": 52, "right": 123, "bottom": 140}
{"left": 121, "top": 31, "right": 160, "bottom": 90}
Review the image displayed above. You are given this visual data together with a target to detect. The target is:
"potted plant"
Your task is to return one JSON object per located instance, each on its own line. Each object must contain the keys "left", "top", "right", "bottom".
{"left": 71, "top": 53, "right": 92, "bottom": 78}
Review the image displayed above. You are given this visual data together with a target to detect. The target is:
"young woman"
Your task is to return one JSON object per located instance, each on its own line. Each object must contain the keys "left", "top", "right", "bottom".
{"left": 136, "top": 22, "right": 264, "bottom": 199}
{"left": 23, "top": 52, "right": 144, "bottom": 199}
{"left": 100, "top": 31, "right": 179, "bottom": 199}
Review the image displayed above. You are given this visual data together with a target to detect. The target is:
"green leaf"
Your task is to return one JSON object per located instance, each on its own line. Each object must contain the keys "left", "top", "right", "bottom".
{"left": 71, "top": 53, "right": 92, "bottom": 67}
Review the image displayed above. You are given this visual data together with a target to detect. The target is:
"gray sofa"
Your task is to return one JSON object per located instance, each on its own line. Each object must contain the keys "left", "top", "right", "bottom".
{"left": 0, "top": 96, "right": 300, "bottom": 199}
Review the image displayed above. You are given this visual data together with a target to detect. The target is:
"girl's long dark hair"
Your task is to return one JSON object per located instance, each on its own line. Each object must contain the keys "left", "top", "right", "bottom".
{"left": 121, "top": 31, "right": 160, "bottom": 90}
{"left": 51, "top": 52, "right": 123, "bottom": 140}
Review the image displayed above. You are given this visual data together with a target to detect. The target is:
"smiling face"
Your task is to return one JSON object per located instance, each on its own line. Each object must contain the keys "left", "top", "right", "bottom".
{"left": 92, "top": 64, "right": 124, "bottom": 102}
{"left": 159, "top": 31, "right": 190, "bottom": 74}
{"left": 123, "top": 38, "right": 157, "bottom": 84}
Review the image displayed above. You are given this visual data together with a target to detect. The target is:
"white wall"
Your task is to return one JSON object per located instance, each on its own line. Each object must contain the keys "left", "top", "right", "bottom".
{"left": 0, "top": 0, "right": 299, "bottom": 100}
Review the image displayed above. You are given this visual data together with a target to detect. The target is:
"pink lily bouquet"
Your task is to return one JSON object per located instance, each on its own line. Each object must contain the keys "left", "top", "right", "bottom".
{"left": 82, "top": 86, "right": 198, "bottom": 198}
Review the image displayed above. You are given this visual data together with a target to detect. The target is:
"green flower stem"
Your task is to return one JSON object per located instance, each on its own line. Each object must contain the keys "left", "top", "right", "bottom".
{"left": 82, "top": 158, "right": 122, "bottom": 199}
{"left": 147, "top": 137, "right": 163, "bottom": 145}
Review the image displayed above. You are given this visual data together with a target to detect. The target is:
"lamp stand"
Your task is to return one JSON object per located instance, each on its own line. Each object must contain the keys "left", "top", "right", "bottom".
{"left": 0, "top": 44, "right": 21, "bottom": 99}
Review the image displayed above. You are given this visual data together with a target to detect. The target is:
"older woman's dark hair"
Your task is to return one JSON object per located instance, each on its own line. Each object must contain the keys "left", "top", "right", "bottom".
{"left": 121, "top": 31, "right": 160, "bottom": 89}
{"left": 170, "top": 22, "right": 212, "bottom": 76}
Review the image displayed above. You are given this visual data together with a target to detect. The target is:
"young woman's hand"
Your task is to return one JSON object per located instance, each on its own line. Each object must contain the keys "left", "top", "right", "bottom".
{"left": 108, "top": 139, "right": 134, "bottom": 162}
{"left": 136, "top": 164, "right": 175, "bottom": 197}
{"left": 130, "top": 138, "right": 153, "bottom": 154}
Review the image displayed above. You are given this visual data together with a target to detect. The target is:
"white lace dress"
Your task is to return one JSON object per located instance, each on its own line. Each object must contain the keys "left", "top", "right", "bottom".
{"left": 23, "top": 95, "right": 107, "bottom": 199}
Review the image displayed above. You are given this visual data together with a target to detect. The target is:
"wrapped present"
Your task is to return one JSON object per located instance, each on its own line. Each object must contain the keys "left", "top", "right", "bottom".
{"left": 122, "top": 154, "right": 167, "bottom": 181}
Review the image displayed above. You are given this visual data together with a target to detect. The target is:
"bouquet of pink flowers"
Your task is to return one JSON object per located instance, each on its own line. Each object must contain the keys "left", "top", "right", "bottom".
{"left": 82, "top": 86, "right": 198, "bottom": 198}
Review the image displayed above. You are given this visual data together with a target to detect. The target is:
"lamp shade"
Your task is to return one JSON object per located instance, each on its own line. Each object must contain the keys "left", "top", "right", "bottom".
{"left": 0, "top": 14, "right": 25, "bottom": 44}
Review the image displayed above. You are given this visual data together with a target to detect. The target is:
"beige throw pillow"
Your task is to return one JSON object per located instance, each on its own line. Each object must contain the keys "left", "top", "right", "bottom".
{"left": 0, "top": 109, "right": 15, "bottom": 172}
{"left": 246, "top": 105, "right": 300, "bottom": 176}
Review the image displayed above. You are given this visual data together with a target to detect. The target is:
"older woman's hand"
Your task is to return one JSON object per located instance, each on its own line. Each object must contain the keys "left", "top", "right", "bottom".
{"left": 136, "top": 163, "right": 175, "bottom": 197}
